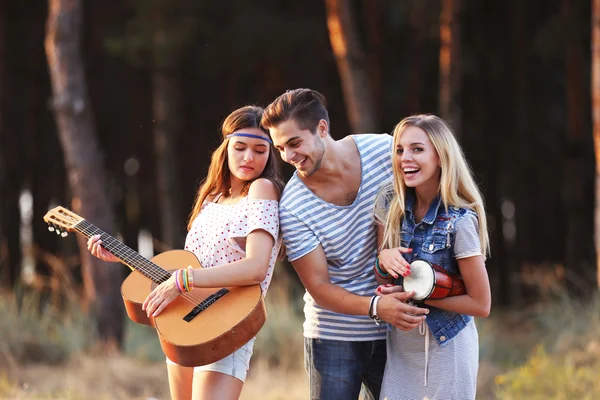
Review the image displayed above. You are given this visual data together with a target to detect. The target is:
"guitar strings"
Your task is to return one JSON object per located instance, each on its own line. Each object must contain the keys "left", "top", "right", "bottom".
{"left": 77, "top": 222, "right": 218, "bottom": 309}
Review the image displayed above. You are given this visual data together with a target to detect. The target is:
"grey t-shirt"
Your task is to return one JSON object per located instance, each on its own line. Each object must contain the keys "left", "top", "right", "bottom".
{"left": 454, "top": 212, "right": 483, "bottom": 259}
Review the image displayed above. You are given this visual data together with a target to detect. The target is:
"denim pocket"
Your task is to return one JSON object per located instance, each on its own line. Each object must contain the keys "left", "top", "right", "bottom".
{"left": 421, "top": 235, "right": 447, "bottom": 254}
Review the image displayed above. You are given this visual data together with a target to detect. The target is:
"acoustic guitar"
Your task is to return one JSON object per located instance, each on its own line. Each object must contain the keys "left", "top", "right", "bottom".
{"left": 43, "top": 206, "right": 266, "bottom": 367}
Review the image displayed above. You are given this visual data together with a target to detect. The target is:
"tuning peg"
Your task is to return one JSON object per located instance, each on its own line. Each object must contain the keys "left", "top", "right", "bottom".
{"left": 56, "top": 229, "right": 61, "bottom": 235}
{"left": 60, "top": 232, "right": 68, "bottom": 238}
{"left": 48, "top": 226, "right": 55, "bottom": 232}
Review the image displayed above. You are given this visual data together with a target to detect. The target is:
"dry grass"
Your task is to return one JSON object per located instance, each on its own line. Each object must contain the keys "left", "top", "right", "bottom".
{"left": 2, "top": 271, "right": 599, "bottom": 400}
{"left": 1, "top": 355, "right": 169, "bottom": 400}
{"left": 0, "top": 355, "right": 308, "bottom": 400}
{"left": 0, "top": 279, "right": 308, "bottom": 400}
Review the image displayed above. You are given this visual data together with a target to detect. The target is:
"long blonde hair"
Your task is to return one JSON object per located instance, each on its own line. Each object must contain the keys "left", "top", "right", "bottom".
{"left": 379, "top": 115, "right": 489, "bottom": 256}
{"left": 187, "top": 106, "right": 284, "bottom": 230}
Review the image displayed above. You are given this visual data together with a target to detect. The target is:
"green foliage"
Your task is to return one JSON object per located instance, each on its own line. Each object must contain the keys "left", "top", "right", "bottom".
{"left": 494, "top": 345, "right": 600, "bottom": 400}
{"left": 0, "top": 291, "right": 92, "bottom": 365}
{"left": 490, "top": 294, "right": 600, "bottom": 399}
{"left": 0, "top": 290, "right": 168, "bottom": 366}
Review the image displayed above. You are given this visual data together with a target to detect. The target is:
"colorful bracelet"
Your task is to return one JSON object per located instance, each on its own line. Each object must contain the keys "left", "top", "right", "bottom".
{"left": 186, "top": 266, "right": 194, "bottom": 291}
{"left": 175, "top": 269, "right": 183, "bottom": 293}
{"left": 182, "top": 268, "right": 189, "bottom": 292}
{"left": 374, "top": 256, "right": 392, "bottom": 279}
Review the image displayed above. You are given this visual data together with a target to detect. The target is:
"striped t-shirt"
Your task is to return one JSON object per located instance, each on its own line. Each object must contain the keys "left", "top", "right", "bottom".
{"left": 280, "top": 133, "right": 393, "bottom": 341}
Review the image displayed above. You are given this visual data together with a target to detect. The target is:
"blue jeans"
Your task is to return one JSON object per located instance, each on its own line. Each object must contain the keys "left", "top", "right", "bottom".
{"left": 304, "top": 338, "right": 387, "bottom": 400}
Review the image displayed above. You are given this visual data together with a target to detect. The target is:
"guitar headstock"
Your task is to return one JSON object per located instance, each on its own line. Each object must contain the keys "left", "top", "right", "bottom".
{"left": 43, "top": 206, "right": 84, "bottom": 237}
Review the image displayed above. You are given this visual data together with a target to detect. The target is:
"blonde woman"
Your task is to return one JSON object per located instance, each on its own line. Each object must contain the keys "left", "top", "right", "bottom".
{"left": 373, "top": 114, "right": 491, "bottom": 400}
{"left": 87, "top": 106, "right": 284, "bottom": 400}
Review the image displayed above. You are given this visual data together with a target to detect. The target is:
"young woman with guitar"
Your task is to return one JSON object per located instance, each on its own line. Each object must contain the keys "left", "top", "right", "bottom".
{"left": 372, "top": 115, "right": 491, "bottom": 400}
{"left": 87, "top": 105, "right": 284, "bottom": 400}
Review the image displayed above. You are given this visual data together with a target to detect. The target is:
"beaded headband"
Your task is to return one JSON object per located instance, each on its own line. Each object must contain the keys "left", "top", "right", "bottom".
{"left": 226, "top": 132, "right": 273, "bottom": 144}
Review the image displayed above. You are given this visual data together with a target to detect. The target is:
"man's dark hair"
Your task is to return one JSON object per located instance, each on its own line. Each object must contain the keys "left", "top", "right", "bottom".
{"left": 261, "top": 88, "right": 330, "bottom": 134}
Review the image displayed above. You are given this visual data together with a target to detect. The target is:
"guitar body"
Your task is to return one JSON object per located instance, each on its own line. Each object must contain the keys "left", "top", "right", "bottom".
{"left": 120, "top": 249, "right": 267, "bottom": 367}
{"left": 43, "top": 206, "right": 267, "bottom": 368}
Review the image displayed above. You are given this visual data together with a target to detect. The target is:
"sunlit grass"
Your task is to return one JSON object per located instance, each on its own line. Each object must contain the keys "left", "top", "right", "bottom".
{"left": 480, "top": 294, "right": 600, "bottom": 400}
{"left": 0, "top": 276, "right": 307, "bottom": 399}
{"left": 4, "top": 277, "right": 599, "bottom": 399}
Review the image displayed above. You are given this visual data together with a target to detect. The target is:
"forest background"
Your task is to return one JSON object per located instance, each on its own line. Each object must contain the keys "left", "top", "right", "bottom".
{"left": 2, "top": 0, "right": 600, "bottom": 399}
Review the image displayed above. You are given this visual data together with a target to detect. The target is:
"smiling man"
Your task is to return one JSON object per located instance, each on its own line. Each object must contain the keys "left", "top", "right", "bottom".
{"left": 261, "top": 89, "right": 429, "bottom": 400}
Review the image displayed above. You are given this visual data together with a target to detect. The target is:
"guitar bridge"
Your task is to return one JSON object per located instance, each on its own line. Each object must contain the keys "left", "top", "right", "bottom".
{"left": 183, "top": 288, "right": 229, "bottom": 322}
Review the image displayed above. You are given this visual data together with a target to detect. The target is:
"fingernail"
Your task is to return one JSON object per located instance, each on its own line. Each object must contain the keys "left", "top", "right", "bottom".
{"left": 407, "top": 248, "right": 413, "bottom": 252}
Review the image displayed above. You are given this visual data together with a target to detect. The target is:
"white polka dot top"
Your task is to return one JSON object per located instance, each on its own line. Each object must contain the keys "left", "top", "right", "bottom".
{"left": 185, "top": 196, "right": 281, "bottom": 294}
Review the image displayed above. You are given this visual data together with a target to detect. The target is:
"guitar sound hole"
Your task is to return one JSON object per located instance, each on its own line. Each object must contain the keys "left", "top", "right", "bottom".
{"left": 183, "top": 288, "right": 229, "bottom": 322}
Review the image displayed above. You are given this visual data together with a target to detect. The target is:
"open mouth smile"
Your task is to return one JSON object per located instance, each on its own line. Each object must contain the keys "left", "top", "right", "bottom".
{"left": 403, "top": 167, "right": 420, "bottom": 175}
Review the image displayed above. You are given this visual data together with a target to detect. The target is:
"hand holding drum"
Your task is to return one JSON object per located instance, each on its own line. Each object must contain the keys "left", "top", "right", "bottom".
{"left": 402, "top": 260, "right": 466, "bottom": 301}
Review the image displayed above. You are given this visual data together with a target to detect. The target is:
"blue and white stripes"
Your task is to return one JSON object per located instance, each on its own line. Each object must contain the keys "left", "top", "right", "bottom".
{"left": 280, "top": 133, "right": 394, "bottom": 341}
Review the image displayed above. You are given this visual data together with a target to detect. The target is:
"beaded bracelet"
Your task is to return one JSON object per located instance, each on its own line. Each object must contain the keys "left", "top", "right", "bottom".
{"left": 374, "top": 256, "right": 392, "bottom": 279}
{"left": 186, "top": 266, "right": 194, "bottom": 291}
{"left": 181, "top": 269, "right": 192, "bottom": 292}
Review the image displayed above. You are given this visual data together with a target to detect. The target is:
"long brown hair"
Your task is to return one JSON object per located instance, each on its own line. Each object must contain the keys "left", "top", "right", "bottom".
{"left": 187, "top": 106, "right": 284, "bottom": 230}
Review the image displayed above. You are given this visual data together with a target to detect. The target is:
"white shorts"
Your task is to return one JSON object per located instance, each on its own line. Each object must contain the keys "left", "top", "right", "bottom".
{"left": 166, "top": 338, "right": 255, "bottom": 383}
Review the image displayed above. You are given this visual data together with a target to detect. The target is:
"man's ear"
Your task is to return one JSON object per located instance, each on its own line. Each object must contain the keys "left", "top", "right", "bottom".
{"left": 317, "top": 119, "right": 329, "bottom": 138}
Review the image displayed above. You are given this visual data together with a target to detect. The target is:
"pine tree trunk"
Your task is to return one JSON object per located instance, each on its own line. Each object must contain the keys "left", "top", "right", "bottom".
{"left": 45, "top": 0, "right": 125, "bottom": 350}
{"left": 592, "top": 0, "right": 600, "bottom": 289}
{"left": 439, "top": 0, "right": 463, "bottom": 137}
{"left": 152, "top": 70, "right": 184, "bottom": 249}
{"left": 0, "top": 0, "right": 21, "bottom": 290}
{"left": 325, "top": 0, "right": 378, "bottom": 133}
{"left": 405, "top": 2, "right": 427, "bottom": 115}
{"left": 362, "top": 0, "right": 383, "bottom": 124}
{"left": 511, "top": 0, "right": 530, "bottom": 278}
{"left": 562, "top": 0, "right": 593, "bottom": 296}
{"left": 0, "top": 0, "right": 6, "bottom": 287}
{"left": 151, "top": 18, "right": 185, "bottom": 249}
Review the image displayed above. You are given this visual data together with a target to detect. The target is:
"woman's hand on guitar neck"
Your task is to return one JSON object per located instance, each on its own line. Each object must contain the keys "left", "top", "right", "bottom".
{"left": 87, "top": 235, "right": 120, "bottom": 263}
{"left": 143, "top": 272, "right": 181, "bottom": 317}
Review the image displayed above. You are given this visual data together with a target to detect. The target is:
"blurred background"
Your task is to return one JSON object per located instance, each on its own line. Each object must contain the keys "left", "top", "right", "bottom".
{"left": 1, "top": 0, "right": 600, "bottom": 399}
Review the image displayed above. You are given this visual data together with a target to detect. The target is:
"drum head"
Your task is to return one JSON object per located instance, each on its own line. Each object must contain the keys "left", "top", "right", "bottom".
{"left": 403, "top": 260, "right": 435, "bottom": 301}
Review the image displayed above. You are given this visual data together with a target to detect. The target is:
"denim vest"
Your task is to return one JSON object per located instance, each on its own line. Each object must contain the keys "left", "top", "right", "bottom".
{"left": 398, "top": 191, "right": 475, "bottom": 347}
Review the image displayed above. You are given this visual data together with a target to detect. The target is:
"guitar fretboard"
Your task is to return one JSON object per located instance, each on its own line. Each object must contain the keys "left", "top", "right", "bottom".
{"left": 74, "top": 220, "right": 171, "bottom": 285}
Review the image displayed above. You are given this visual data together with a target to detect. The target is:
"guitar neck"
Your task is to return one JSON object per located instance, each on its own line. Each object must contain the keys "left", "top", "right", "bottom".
{"left": 74, "top": 220, "right": 171, "bottom": 285}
